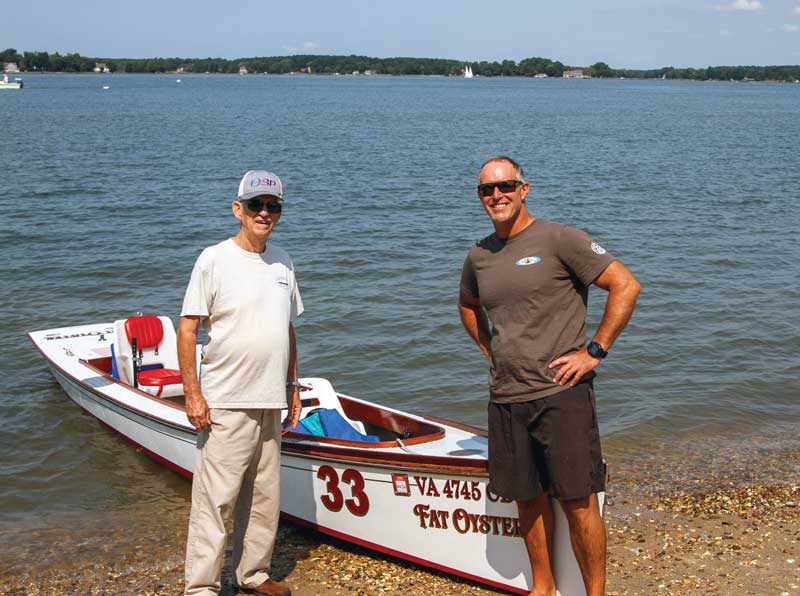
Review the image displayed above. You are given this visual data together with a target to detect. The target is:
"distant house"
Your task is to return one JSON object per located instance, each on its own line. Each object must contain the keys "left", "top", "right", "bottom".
{"left": 239, "top": 65, "right": 249, "bottom": 75}
{"left": 93, "top": 62, "right": 110, "bottom": 73}
{"left": 563, "top": 69, "right": 587, "bottom": 79}
{"left": 3, "top": 62, "right": 20, "bottom": 73}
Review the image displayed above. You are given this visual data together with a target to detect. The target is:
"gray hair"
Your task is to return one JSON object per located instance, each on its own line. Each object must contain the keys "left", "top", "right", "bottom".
{"left": 479, "top": 156, "right": 527, "bottom": 183}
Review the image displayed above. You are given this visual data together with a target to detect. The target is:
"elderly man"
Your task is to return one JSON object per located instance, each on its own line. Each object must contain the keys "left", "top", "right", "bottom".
{"left": 458, "top": 156, "right": 640, "bottom": 596}
{"left": 178, "top": 170, "right": 304, "bottom": 596}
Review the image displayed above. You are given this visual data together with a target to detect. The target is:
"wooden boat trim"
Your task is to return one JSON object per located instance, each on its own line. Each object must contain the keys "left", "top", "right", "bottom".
{"left": 82, "top": 355, "right": 450, "bottom": 451}
{"left": 284, "top": 395, "right": 447, "bottom": 449}
{"left": 28, "top": 336, "right": 191, "bottom": 431}
{"left": 80, "top": 356, "right": 187, "bottom": 411}
{"left": 281, "top": 442, "right": 488, "bottom": 474}
{"left": 422, "top": 414, "right": 488, "bottom": 437}
{"left": 30, "top": 336, "right": 488, "bottom": 473}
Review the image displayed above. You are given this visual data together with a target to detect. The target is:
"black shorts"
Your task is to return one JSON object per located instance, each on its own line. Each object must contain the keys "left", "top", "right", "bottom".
{"left": 487, "top": 382, "right": 605, "bottom": 502}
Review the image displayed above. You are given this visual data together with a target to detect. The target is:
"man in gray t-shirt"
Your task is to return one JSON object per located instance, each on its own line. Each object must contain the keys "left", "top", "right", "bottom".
{"left": 459, "top": 156, "right": 640, "bottom": 596}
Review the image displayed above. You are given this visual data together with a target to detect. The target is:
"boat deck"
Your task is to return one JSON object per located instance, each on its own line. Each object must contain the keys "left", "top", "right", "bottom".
{"left": 28, "top": 322, "right": 490, "bottom": 462}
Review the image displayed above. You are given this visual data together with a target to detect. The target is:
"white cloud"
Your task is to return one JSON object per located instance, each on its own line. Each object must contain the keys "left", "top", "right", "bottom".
{"left": 714, "top": 0, "right": 764, "bottom": 10}
{"left": 783, "top": 23, "right": 800, "bottom": 31}
{"left": 281, "top": 41, "right": 321, "bottom": 54}
{"left": 734, "top": 0, "right": 764, "bottom": 9}
{"left": 795, "top": 4, "right": 800, "bottom": 14}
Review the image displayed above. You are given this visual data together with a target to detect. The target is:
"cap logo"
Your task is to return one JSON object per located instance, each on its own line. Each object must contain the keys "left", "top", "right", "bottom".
{"left": 250, "top": 176, "right": 277, "bottom": 189}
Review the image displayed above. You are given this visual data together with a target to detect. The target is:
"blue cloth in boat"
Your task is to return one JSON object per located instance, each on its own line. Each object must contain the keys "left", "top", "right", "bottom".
{"left": 318, "top": 409, "right": 380, "bottom": 442}
{"left": 298, "top": 413, "right": 325, "bottom": 436}
{"left": 110, "top": 344, "right": 119, "bottom": 379}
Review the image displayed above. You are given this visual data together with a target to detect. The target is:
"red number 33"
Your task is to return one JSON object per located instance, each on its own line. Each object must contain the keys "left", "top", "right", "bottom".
{"left": 317, "top": 465, "right": 370, "bottom": 516}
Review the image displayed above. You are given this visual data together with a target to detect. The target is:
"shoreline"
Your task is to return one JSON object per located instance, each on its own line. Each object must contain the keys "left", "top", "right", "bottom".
{"left": 10, "top": 71, "right": 800, "bottom": 84}
{"left": 3, "top": 443, "right": 798, "bottom": 595}
{"left": 2, "top": 482, "right": 797, "bottom": 595}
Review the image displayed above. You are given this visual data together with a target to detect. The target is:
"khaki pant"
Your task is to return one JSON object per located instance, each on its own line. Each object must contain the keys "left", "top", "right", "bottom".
{"left": 185, "top": 408, "right": 282, "bottom": 596}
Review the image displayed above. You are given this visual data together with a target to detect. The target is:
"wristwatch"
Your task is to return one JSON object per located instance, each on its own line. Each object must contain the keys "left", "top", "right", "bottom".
{"left": 286, "top": 380, "right": 301, "bottom": 388}
{"left": 586, "top": 341, "right": 608, "bottom": 359}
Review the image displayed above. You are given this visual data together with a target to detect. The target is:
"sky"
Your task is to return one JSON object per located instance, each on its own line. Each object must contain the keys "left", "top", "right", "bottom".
{"left": 4, "top": 0, "right": 800, "bottom": 68}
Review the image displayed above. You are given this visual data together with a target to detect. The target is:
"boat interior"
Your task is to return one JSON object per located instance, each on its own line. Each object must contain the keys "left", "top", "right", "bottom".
{"left": 79, "top": 314, "right": 447, "bottom": 448}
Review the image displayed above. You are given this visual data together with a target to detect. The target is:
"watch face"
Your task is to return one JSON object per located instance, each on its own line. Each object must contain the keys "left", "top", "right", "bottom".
{"left": 588, "top": 342, "right": 606, "bottom": 358}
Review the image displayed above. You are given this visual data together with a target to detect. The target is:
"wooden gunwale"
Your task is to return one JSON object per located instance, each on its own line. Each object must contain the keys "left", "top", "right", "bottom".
{"left": 281, "top": 442, "right": 488, "bottom": 474}
{"left": 422, "top": 414, "right": 488, "bottom": 437}
{"left": 84, "top": 356, "right": 450, "bottom": 450}
{"left": 32, "top": 339, "right": 488, "bottom": 474}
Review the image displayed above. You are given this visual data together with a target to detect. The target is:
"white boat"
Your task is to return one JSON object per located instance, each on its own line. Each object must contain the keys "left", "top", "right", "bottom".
{"left": 0, "top": 76, "right": 22, "bottom": 89}
{"left": 464, "top": 65, "right": 474, "bottom": 79}
{"left": 29, "top": 315, "right": 604, "bottom": 596}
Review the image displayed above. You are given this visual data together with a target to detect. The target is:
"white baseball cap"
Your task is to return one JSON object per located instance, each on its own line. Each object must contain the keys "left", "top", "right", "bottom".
{"left": 237, "top": 170, "right": 283, "bottom": 201}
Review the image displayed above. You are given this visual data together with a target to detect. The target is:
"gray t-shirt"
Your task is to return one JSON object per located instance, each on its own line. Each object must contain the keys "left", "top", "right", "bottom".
{"left": 460, "top": 219, "right": 615, "bottom": 403}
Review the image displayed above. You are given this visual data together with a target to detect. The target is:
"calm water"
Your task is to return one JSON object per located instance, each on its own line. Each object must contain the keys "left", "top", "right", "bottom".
{"left": 1, "top": 74, "right": 799, "bottom": 566}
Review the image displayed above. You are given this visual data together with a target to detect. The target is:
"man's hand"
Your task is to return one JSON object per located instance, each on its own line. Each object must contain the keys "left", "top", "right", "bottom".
{"left": 549, "top": 349, "right": 601, "bottom": 387}
{"left": 286, "top": 387, "right": 302, "bottom": 430}
{"left": 186, "top": 391, "right": 210, "bottom": 431}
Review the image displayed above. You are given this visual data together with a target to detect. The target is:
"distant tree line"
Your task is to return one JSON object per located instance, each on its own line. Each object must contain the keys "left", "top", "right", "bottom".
{"left": 4, "top": 48, "right": 800, "bottom": 81}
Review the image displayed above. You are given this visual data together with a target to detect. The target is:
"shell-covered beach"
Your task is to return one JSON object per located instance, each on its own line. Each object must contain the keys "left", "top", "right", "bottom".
{"left": 3, "top": 437, "right": 798, "bottom": 595}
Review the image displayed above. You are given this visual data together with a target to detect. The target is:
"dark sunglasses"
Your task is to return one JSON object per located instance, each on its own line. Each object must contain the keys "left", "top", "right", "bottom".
{"left": 242, "top": 197, "right": 283, "bottom": 214}
{"left": 477, "top": 180, "right": 522, "bottom": 197}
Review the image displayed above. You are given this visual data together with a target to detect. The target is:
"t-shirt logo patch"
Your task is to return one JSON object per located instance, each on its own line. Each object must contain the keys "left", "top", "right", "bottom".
{"left": 591, "top": 242, "right": 607, "bottom": 255}
{"left": 515, "top": 256, "right": 541, "bottom": 266}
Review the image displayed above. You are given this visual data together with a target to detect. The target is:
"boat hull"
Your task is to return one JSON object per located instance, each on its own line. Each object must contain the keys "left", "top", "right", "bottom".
{"left": 30, "top": 323, "right": 601, "bottom": 595}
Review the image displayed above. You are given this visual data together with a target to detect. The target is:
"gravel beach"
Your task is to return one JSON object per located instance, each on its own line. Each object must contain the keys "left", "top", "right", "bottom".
{"left": 3, "top": 441, "right": 798, "bottom": 596}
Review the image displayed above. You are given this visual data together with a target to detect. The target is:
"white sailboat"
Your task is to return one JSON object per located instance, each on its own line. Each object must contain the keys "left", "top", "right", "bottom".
{"left": 464, "top": 65, "right": 474, "bottom": 79}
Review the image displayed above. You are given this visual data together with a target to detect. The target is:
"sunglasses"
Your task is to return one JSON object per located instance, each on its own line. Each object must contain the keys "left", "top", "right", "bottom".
{"left": 477, "top": 180, "right": 522, "bottom": 198}
{"left": 242, "top": 197, "right": 283, "bottom": 214}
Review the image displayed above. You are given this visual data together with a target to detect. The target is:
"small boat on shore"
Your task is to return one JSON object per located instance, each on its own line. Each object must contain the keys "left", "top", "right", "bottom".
{"left": 29, "top": 315, "right": 603, "bottom": 596}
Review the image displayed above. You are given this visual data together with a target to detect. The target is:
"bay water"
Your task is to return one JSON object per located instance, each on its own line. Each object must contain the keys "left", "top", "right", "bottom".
{"left": 1, "top": 73, "right": 798, "bottom": 569}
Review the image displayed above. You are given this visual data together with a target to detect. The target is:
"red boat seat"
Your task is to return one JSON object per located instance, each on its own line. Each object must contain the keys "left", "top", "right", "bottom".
{"left": 112, "top": 315, "right": 183, "bottom": 398}
{"left": 138, "top": 367, "right": 184, "bottom": 388}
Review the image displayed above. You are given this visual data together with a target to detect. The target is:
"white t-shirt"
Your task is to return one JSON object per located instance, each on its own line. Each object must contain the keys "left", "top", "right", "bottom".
{"left": 181, "top": 238, "right": 303, "bottom": 408}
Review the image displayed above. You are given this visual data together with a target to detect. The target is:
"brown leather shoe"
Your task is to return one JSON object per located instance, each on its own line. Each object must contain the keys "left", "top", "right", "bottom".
{"left": 237, "top": 579, "right": 291, "bottom": 596}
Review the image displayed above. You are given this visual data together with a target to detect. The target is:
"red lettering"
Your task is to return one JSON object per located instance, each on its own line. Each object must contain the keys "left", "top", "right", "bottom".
{"left": 491, "top": 516, "right": 502, "bottom": 535}
{"left": 317, "top": 465, "right": 343, "bottom": 512}
{"left": 413, "top": 504, "right": 430, "bottom": 529}
{"left": 452, "top": 508, "right": 469, "bottom": 534}
{"left": 502, "top": 517, "right": 514, "bottom": 536}
{"left": 467, "top": 512, "right": 480, "bottom": 533}
{"left": 471, "top": 482, "right": 481, "bottom": 501}
{"left": 342, "top": 468, "right": 370, "bottom": 516}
